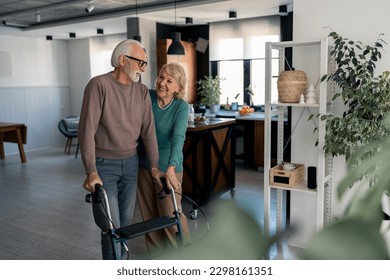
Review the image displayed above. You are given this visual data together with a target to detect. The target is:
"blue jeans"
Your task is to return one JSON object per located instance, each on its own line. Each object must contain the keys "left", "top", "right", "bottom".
{"left": 95, "top": 154, "right": 138, "bottom": 259}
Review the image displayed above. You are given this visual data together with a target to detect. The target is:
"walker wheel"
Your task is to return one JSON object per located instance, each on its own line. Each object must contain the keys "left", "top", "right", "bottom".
{"left": 190, "top": 209, "right": 198, "bottom": 220}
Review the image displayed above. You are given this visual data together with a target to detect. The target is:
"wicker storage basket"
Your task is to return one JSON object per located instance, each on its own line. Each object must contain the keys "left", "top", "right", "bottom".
{"left": 277, "top": 70, "right": 308, "bottom": 103}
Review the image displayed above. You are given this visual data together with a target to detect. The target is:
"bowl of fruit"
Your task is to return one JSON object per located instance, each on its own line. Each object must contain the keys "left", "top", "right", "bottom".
{"left": 238, "top": 105, "right": 255, "bottom": 116}
{"left": 194, "top": 115, "right": 209, "bottom": 124}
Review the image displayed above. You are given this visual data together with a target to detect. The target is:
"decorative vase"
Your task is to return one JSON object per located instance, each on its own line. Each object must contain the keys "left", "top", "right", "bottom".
{"left": 209, "top": 104, "right": 220, "bottom": 114}
{"left": 231, "top": 102, "right": 238, "bottom": 111}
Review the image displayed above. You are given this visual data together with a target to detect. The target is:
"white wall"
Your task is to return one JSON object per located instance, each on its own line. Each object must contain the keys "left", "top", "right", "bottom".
{"left": 0, "top": 34, "right": 69, "bottom": 87}
{"left": 0, "top": 35, "right": 71, "bottom": 153}
{"left": 67, "top": 38, "right": 91, "bottom": 117}
{"left": 289, "top": 0, "right": 390, "bottom": 247}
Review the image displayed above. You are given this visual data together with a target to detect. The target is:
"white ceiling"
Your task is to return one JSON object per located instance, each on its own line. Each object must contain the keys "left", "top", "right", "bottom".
{"left": 0, "top": 0, "right": 293, "bottom": 40}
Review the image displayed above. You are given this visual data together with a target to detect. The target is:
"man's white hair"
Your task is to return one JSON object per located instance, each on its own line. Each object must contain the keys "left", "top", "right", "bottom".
{"left": 111, "top": 39, "right": 145, "bottom": 67}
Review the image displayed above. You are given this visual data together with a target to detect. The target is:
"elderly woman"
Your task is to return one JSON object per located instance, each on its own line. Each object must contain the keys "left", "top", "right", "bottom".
{"left": 137, "top": 62, "right": 191, "bottom": 257}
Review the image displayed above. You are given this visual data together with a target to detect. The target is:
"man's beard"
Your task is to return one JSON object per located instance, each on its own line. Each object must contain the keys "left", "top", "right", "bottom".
{"left": 125, "top": 67, "right": 140, "bottom": 82}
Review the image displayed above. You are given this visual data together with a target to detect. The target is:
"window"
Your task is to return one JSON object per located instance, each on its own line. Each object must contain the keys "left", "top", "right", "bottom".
{"left": 219, "top": 60, "right": 244, "bottom": 105}
{"left": 210, "top": 16, "right": 281, "bottom": 106}
{"left": 250, "top": 57, "right": 280, "bottom": 105}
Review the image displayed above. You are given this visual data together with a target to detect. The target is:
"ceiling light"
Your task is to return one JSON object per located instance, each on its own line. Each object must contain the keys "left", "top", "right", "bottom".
{"left": 1, "top": 20, "right": 28, "bottom": 28}
{"left": 35, "top": 11, "right": 41, "bottom": 23}
{"left": 133, "top": 0, "right": 141, "bottom": 42}
{"left": 85, "top": 1, "right": 94, "bottom": 13}
{"left": 185, "top": 17, "right": 193, "bottom": 24}
{"left": 46, "top": 35, "right": 53, "bottom": 40}
{"left": 168, "top": 32, "right": 185, "bottom": 55}
{"left": 97, "top": 28, "right": 103, "bottom": 35}
{"left": 279, "top": 5, "right": 288, "bottom": 16}
{"left": 167, "top": 0, "right": 185, "bottom": 55}
{"left": 69, "top": 32, "right": 76, "bottom": 38}
{"left": 229, "top": 11, "right": 237, "bottom": 19}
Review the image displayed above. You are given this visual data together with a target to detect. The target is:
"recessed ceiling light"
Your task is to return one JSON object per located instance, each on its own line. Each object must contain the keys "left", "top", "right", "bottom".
{"left": 229, "top": 11, "right": 237, "bottom": 19}
{"left": 185, "top": 17, "right": 193, "bottom": 24}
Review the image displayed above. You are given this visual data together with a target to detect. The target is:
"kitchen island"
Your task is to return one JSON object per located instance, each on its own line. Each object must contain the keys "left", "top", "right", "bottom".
{"left": 182, "top": 118, "right": 236, "bottom": 214}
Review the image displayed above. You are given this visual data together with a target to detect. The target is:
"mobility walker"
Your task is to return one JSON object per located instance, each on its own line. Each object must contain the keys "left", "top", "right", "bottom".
{"left": 85, "top": 178, "right": 184, "bottom": 260}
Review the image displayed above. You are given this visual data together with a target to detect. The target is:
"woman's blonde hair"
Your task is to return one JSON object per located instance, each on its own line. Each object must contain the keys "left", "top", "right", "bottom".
{"left": 157, "top": 63, "right": 187, "bottom": 99}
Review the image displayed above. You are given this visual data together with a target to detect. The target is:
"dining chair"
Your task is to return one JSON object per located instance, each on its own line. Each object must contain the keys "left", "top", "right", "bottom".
{"left": 58, "top": 116, "right": 79, "bottom": 157}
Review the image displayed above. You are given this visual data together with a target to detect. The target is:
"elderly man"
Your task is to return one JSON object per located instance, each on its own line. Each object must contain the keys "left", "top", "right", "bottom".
{"left": 78, "top": 39, "right": 162, "bottom": 259}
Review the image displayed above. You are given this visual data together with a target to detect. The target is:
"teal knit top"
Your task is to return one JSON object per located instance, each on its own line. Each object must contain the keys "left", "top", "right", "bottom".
{"left": 138, "top": 90, "right": 189, "bottom": 173}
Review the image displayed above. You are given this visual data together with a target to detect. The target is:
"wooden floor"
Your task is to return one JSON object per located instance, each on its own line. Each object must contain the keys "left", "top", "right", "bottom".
{"left": 0, "top": 146, "right": 302, "bottom": 260}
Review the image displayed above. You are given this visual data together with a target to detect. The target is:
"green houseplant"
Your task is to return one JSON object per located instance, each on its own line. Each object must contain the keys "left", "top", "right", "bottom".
{"left": 312, "top": 31, "right": 390, "bottom": 162}
{"left": 197, "top": 75, "right": 223, "bottom": 113}
{"left": 303, "top": 114, "right": 390, "bottom": 259}
{"left": 303, "top": 31, "right": 390, "bottom": 259}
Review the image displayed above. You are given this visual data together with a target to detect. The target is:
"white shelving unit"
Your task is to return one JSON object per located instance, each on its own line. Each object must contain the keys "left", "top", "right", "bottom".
{"left": 263, "top": 38, "right": 333, "bottom": 247}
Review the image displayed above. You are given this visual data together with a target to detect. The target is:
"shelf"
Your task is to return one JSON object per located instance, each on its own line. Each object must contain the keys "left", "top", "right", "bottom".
{"left": 271, "top": 102, "right": 319, "bottom": 108}
{"left": 263, "top": 38, "right": 333, "bottom": 249}
{"left": 270, "top": 40, "right": 321, "bottom": 49}
{"left": 269, "top": 180, "right": 317, "bottom": 194}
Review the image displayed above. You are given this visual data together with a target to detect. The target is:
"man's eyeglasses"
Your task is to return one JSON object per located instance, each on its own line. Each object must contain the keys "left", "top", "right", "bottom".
{"left": 124, "top": 55, "right": 148, "bottom": 67}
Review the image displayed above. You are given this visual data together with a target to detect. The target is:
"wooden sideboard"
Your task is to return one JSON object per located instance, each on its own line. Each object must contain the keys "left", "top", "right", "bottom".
{"left": 182, "top": 118, "right": 236, "bottom": 207}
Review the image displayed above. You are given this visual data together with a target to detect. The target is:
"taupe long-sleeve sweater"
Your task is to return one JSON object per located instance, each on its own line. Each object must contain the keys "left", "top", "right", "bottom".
{"left": 78, "top": 72, "right": 159, "bottom": 174}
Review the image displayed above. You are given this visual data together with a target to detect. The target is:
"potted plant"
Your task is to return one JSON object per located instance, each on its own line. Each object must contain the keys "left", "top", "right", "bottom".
{"left": 317, "top": 30, "right": 390, "bottom": 217}
{"left": 197, "top": 75, "right": 223, "bottom": 114}
{"left": 303, "top": 31, "right": 390, "bottom": 259}
{"left": 311, "top": 31, "right": 390, "bottom": 162}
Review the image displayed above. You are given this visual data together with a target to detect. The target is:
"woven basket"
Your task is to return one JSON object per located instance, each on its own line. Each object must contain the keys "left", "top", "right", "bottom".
{"left": 277, "top": 70, "right": 308, "bottom": 103}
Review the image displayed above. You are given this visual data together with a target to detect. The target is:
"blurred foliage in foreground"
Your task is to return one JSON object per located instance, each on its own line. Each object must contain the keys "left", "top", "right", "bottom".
{"left": 160, "top": 200, "right": 272, "bottom": 259}
{"left": 304, "top": 114, "right": 390, "bottom": 259}
{"left": 159, "top": 116, "right": 390, "bottom": 259}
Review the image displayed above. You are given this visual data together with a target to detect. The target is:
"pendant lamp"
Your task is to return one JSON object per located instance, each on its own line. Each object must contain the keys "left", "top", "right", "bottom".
{"left": 167, "top": 0, "right": 185, "bottom": 55}
{"left": 133, "top": 0, "right": 141, "bottom": 42}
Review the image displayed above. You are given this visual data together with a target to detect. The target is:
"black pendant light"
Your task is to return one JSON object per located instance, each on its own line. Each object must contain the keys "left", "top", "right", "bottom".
{"left": 167, "top": 0, "right": 185, "bottom": 55}
{"left": 133, "top": 0, "right": 141, "bottom": 42}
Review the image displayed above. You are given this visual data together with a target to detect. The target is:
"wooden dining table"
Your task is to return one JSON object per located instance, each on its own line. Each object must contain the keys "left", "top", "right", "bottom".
{"left": 0, "top": 122, "right": 27, "bottom": 163}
